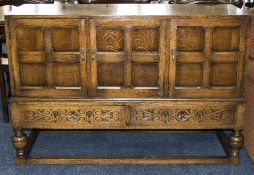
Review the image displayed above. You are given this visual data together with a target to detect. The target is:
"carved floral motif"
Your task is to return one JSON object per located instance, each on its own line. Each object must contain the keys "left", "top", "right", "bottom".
{"left": 134, "top": 108, "right": 234, "bottom": 124}
{"left": 24, "top": 106, "right": 234, "bottom": 125}
{"left": 25, "top": 108, "right": 122, "bottom": 124}
{"left": 135, "top": 109, "right": 169, "bottom": 123}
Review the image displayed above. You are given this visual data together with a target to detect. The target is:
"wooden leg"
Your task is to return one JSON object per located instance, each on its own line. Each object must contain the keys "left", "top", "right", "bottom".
{"left": 228, "top": 129, "right": 244, "bottom": 165}
{"left": 12, "top": 129, "right": 27, "bottom": 165}
{"left": 26, "top": 130, "right": 40, "bottom": 155}
{"left": 0, "top": 69, "right": 8, "bottom": 123}
{"left": 216, "top": 130, "right": 230, "bottom": 156}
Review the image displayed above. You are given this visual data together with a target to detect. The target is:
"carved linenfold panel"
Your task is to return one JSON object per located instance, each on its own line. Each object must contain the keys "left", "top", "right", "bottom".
{"left": 22, "top": 106, "right": 125, "bottom": 126}
{"left": 96, "top": 28, "right": 124, "bottom": 52}
{"left": 132, "top": 28, "right": 159, "bottom": 52}
{"left": 132, "top": 107, "right": 234, "bottom": 125}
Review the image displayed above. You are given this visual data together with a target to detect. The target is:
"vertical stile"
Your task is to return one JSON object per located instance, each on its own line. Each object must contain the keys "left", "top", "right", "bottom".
{"left": 124, "top": 27, "right": 132, "bottom": 88}
{"left": 236, "top": 19, "right": 247, "bottom": 96}
{"left": 168, "top": 20, "right": 177, "bottom": 97}
{"left": 158, "top": 20, "right": 166, "bottom": 97}
{"left": 79, "top": 19, "right": 87, "bottom": 96}
{"left": 45, "top": 28, "right": 54, "bottom": 87}
{"left": 8, "top": 19, "right": 20, "bottom": 95}
{"left": 203, "top": 28, "right": 212, "bottom": 88}
{"left": 89, "top": 20, "right": 97, "bottom": 96}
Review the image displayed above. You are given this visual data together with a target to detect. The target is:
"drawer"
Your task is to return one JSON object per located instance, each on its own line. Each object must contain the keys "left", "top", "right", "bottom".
{"left": 16, "top": 101, "right": 239, "bottom": 129}
{"left": 130, "top": 105, "right": 236, "bottom": 128}
{"left": 19, "top": 102, "right": 127, "bottom": 129}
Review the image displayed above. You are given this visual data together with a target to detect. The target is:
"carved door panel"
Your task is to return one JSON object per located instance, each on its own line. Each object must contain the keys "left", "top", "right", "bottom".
{"left": 168, "top": 19, "right": 247, "bottom": 98}
{"left": 89, "top": 19, "right": 166, "bottom": 97}
{"left": 8, "top": 19, "right": 86, "bottom": 97}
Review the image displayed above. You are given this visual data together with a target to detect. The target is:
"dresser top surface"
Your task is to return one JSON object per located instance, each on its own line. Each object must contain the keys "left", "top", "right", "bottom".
{"left": 0, "top": 2, "right": 250, "bottom": 21}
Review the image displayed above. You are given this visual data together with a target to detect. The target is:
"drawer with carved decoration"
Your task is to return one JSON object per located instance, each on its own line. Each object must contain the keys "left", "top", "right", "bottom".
{"left": 16, "top": 101, "right": 240, "bottom": 130}
{"left": 129, "top": 104, "right": 237, "bottom": 129}
{"left": 18, "top": 102, "right": 128, "bottom": 129}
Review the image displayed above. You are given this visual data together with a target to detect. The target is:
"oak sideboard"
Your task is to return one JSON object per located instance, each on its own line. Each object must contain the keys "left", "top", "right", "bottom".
{"left": 4, "top": 4, "right": 251, "bottom": 165}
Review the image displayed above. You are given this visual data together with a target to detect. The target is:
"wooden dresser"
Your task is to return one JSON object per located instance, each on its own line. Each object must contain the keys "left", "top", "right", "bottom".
{"left": 4, "top": 4, "right": 251, "bottom": 165}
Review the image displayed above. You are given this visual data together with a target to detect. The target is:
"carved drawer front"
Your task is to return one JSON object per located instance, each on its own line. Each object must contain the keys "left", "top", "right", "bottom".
{"left": 20, "top": 103, "right": 127, "bottom": 129}
{"left": 130, "top": 105, "right": 236, "bottom": 129}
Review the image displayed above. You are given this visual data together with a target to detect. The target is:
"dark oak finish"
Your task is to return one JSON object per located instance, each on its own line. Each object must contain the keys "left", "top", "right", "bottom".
{"left": 4, "top": 4, "right": 250, "bottom": 165}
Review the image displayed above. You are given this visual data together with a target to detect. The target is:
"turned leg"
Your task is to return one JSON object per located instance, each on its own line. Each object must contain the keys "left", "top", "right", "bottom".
{"left": 228, "top": 129, "right": 244, "bottom": 165}
{"left": 12, "top": 129, "right": 27, "bottom": 165}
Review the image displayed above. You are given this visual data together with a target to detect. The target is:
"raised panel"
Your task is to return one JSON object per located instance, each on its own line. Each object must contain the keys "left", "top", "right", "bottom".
{"left": 52, "top": 28, "right": 79, "bottom": 51}
{"left": 175, "top": 63, "right": 203, "bottom": 87}
{"left": 96, "top": 28, "right": 124, "bottom": 52}
{"left": 210, "top": 63, "right": 237, "bottom": 86}
{"left": 53, "top": 64, "right": 81, "bottom": 87}
{"left": 132, "top": 28, "right": 159, "bottom": 52}
{"left": 177, "top": 27, "right": 205, "bottom": 51}
{"left": 212, "top": 27, "right": 240, "bottom": 51}
{"left": 97, "top": 63, "right": 124, "bottom": 86}
{"left": 90, "top": 19, "right": 165, "bottom": 97}
{"left": 132, "top": 63, "right": 159, "bottom": 87}
{"left": 8, "top": 18, "right": 86, "bottom": 97}
{"left": 19, "top": 63, "right": 46, "bottom": 86}
{"left": 171, "top": 19, "right": 245, "bottom": 98}
{"left": 16, "top": 27, "right": 44, "bottom": 51}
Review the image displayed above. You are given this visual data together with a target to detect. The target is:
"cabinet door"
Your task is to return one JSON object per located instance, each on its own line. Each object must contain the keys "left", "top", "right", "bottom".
{"left": 7, "top": 19, "right": 86, "bottom": 97}
{"left": 168, "top": 19, "right": 247, "bottom": 98}
{"left": 89, "top": 19, "right": 166, "bottom": 97}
